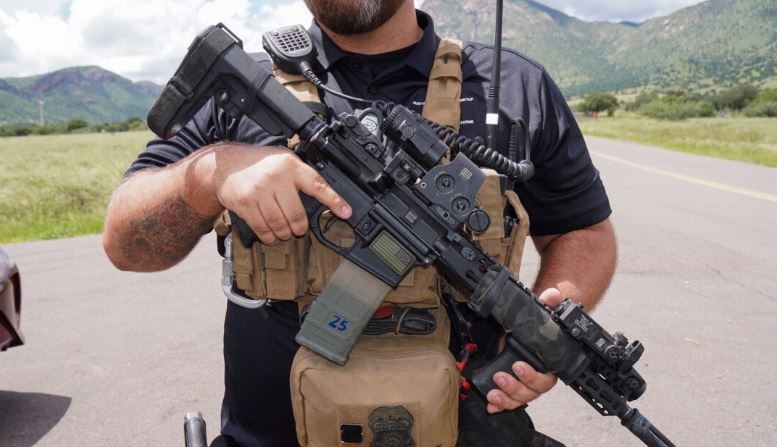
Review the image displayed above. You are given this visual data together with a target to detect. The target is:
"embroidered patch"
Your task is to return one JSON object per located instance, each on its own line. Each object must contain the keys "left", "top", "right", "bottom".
{"left": 368, "top": 405, "right": 415, "bottom": 447}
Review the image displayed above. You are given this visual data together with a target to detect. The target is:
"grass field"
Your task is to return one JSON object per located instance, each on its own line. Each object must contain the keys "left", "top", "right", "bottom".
{"left": 0, "top": 130, "right": 152, "bottom": 243}
{"left": 578, "top": 115, "right": 777, "bottom": 167}
{"left": 1, "top": 117, "right": 775, "bottom": 244}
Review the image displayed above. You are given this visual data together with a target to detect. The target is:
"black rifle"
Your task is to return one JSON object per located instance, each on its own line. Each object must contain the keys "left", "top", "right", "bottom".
{"left": 148, "top": 24, "right": 675, "bottom": 447}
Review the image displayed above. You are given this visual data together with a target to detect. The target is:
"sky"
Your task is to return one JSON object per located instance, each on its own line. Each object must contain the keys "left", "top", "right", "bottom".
{"left": 0, "top": 0, "right": 706, "bottom": 84}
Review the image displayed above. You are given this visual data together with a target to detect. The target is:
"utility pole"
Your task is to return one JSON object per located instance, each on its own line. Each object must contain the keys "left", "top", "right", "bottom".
{"left": 39, "top": 100, "right": 45, "bottom": 127}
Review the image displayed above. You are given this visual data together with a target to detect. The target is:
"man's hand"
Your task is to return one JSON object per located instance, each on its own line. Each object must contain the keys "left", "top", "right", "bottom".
{"left": 485, "top": 288, "right": 564, "bottom": 413}
{"left": 207, "top": 144, "right": 352, "bottom": 245}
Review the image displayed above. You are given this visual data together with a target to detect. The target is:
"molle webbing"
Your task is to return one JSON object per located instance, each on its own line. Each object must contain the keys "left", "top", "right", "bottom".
{"left": 271, "top": 68, "right": 322, "bottom": 149}
{"left": 423, "top": 38, "right": 463, "bottom": 131}
{"left": 272, "top": 69, "right": 320, "bottom": 103}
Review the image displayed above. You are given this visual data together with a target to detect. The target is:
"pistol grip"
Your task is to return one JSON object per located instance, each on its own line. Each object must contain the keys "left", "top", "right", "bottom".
{"left": 470, "top": 335, "right": 549, "bottom": 397}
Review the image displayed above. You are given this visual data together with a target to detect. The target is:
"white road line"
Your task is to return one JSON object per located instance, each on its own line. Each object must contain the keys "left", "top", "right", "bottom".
{"left": 591, "top": 150, "right": 777, "bottom": 203}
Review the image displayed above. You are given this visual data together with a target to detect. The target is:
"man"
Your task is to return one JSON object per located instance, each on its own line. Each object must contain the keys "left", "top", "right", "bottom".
{"left": 103, "top": 0, "right": 616, "bottom": 445}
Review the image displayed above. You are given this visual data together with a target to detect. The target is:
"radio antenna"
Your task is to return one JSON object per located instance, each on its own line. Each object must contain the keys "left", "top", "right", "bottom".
{"left": 486, "top": 0, "right": 504, "bottom": 151}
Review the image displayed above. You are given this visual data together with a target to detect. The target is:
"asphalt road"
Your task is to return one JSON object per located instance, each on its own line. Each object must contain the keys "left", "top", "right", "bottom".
{"left": 1, "top": 136, "right": 776, "bottom": 446}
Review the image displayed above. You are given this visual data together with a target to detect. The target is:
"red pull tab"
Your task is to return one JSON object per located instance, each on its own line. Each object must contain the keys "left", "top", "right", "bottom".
{"left": 373, "top": 305, "right": 394, "bottom": 319}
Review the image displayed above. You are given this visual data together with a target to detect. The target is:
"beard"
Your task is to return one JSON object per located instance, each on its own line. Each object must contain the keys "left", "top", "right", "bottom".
{"left": 304, "top": 0, "right": 406, "bottom": 34}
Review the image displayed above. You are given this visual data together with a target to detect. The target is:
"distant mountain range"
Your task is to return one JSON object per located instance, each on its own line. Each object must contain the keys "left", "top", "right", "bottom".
{"left": 1, "top": 0, "right": 774, "bottom": 125}
{"left": 424, "top": 0, "right": 777, "bottom": 97}
{"left": 0, "top": 66, "right": 161, "bottom": 126}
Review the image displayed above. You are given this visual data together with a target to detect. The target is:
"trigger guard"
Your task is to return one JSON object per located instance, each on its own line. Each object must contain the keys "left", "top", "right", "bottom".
{"left": 307, "top": 207, "right": 358, "bottom": 257}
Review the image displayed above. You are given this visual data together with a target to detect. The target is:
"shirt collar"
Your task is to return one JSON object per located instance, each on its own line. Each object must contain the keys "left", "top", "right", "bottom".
{"left": 307, "top": 9, "right": 439, "bottom": 78}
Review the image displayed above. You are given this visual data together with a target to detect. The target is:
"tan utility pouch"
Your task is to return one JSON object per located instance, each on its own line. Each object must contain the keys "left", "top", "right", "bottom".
{"left": 502, "top": 189, "right": 531, "bottom": 276}
{"left": 473, "top": 169, "right": 530, "bottom": 271}
{"left": 213, "top": 212, "right": 311, "bottom": 300}
{"left": 234, "top": 235, "right": 310, "bottom": 299}
{"left": 290, "top": 307, "right": 458, "bottom": 447}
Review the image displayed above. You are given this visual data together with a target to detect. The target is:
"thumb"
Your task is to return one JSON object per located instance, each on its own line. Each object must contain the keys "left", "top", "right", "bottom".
{"left": 537, "top": 287, "right": 564, "bottom": 309}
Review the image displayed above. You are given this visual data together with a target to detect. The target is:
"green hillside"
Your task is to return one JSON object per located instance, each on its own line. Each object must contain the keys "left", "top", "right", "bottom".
{"left": 0, "top": 66, "right": 160, "bottom": 125}
{"left": 423, "top": 0, "right": 777, "bottom": 96}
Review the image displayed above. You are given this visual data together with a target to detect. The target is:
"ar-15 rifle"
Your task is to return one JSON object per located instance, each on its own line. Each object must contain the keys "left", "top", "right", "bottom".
{"left": 148, "top": 23, "right": 675, "bottom": 447}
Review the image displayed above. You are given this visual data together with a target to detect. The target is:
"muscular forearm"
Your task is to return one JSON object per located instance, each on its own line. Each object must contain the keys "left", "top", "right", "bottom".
{"left": 531, "top": 218, "right": 617, "bottom": 310}
{"left": 103, "top": 142, "right": 353, "bottom": 272}
{"left": 103, "top": 148, "right": 223, "bottom": 272}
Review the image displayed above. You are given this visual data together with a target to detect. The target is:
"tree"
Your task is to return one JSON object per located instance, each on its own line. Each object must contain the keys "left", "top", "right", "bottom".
{"left": 743, "top": 88, "right": 777, "bottom": 117}
{"left": 625, "top": 91, "right": 659, "bottom": 112}
{"left": 717, "top": 83, "right": 759, "bottom": 111}
{"left": 66, "top": 119, "right": 89, "bottom": 132}
{"left": 578, "top": 92, "right": 618, "bottom": 118}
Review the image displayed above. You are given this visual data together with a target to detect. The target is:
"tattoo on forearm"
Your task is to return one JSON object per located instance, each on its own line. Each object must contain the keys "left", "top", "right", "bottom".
{"left": 119, "top": 196, "right": 214, "bottom": 267}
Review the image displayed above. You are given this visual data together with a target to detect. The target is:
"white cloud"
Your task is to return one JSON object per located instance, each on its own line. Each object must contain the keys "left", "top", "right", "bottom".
{"left": 0, "top": 10, "right": 78, "bottom": 76}
{"left": 534, "top": 0, "right": 706, "bottom": 23}
{"left": 0, "top": 0, "right": 314, "bottom": 83}
{"left": 0, "top": 0, "right": 706, "bottom": 83}
{"left": 0, "top": 13, "right": 20, "bottom": 63}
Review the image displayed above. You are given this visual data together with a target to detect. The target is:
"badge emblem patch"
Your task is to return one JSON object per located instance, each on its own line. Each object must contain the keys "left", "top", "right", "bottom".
{"left": 369, "top": 405, "right": 415, "bottom": 447}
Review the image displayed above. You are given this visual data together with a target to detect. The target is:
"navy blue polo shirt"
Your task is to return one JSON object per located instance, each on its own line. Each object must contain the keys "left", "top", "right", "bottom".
{"left": 128, "top": 10, "right": 610, "bottom": 447}
{"left": 132, "top": 12, "right": 610, "bottom": 237}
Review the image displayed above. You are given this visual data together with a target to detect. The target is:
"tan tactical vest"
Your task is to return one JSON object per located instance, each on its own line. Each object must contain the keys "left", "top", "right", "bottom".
{"left": 214, "top": 38, "right": 530, "bottom": 308}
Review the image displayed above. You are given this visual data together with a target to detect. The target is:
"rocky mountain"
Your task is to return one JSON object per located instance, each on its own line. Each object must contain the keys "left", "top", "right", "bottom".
{"left": 0, "top": 66, "right": 161, "bottom": 125}
{"left": 423, "top": 0, "right": 777, "bottom": 96}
